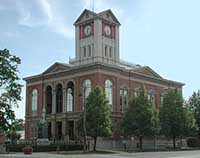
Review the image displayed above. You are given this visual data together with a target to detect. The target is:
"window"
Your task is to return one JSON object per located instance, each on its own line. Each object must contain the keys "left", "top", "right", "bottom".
{"left": 83, "top": 47, "right": 86, "bottom": 57}
{"left": 105, "top": 45, "right": 108, "bottom": 57}
{"left": 109, "top": 47, "right": 112, "bottom": 58}
{"left": 120, "top": 88, "right": 128, "bottom": 112}
{"left": 32, "top": 89, "right": 38, "bottom": 115}
{"left": 67, "top": 88, "right": 73, "bottom": 112}
{"left": 46, "top": 86, "right": 52, "bottom": 114}
{"left": 105, "top": 80, "right": 113, "bottom": 109}
{"left": 148, "top": 91, "right": 156, "bottom": 107}
{"left": 88, "top": 45, "right": 91, "bottom": 57}
{"left": 67, "top": 82, "right": 74, "bottom": 112}
{"left": 160, "top": 93, "right": 166, "bottom": 107}
{"left": 134, "top": 88, "right": 140, "bottom": 97}
{"left": 83, "top": 79, "right": 92, "bottom": 102}
{"left": 56, "top": 84, "right": 63, "bottom": 113}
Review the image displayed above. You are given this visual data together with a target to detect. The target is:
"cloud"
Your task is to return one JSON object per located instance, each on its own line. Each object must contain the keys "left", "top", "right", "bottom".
{"left": 17, "top": 0, "right": 74, "bottom": 39}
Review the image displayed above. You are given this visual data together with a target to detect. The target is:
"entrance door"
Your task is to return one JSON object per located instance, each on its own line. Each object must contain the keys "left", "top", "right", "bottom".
{"left": 57, "top": 122, "right": 62, "bottom": 140}
{"left": 68, "top": 121, "right": 74, "bottom": 140}
{"left": 48, "top": 122, "right": 52, "bottom": 140}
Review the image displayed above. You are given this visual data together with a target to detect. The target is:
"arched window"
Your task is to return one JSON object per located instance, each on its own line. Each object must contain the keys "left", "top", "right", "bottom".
{"left": 160, "top": 93, "right": 167, "bottom": 107}
{"left": 46, "top": 86, "right": 52, "bottom": 114}
{"left": 83, "top": 79, "right": 91, "bottom": 101}
{"left": 134, "top": 88, "right": 141, "bottom": 97}
{"left": 105, "top": 80, "right": 113, "bottom": 108}
{"left": 67, "top": 82, "right": 74, "bottom": 112}
{"left": 32, "top": 89, "right": 38, "bottom": 115}
{"left": 56, "top": 84, "right": 63, "bottom": 113}
{"left": 120, "top": 88, "right": 128, "bottom": 112}
{"left": 148, "top": 90, "right": 156, "bottom": 107}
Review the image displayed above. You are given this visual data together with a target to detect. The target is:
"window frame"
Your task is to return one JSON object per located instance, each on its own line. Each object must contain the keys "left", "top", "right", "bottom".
{"left": 31, "top": 89, "right": 38, "bottom": 115}
{"left": 120, "top": 87, "right": 128, "bottom": 112}
{"left": 105, "top": 80, "right": 113, "bottom": 110}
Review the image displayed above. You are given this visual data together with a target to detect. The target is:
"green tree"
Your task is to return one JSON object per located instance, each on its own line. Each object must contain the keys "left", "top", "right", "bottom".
{"left": 122, "top": 87, "right": 159, "bottom": 150}
{"left": 182, "top": 105, "right": 197, "bottom": 137}
{"left": 188, "top": 90, "right": 200, "bottom": 137}
{"left": 82, "top": 86, "right": 112, "bottom": 151}
{"left": 0, "top": 49, "right": 22, "bottom": 132}
{"left": 6, "top": 119, "right": 24, "bottom": 144}
{"left": 6, "top": 131, "right": 21, "bottom": 143}
{"left": 11, "top": 119, "right": 25, "bottom": 131}
{"left": 160, "top": 89, "right": 196, "bottom": 148}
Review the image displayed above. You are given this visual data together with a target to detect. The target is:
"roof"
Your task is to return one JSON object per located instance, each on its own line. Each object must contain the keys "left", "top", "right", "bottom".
{"left": 74, "top": 9, "right": 121, "bottom": 25}
{"left": 23, "top": 60, "right": 184, "bottom": 87}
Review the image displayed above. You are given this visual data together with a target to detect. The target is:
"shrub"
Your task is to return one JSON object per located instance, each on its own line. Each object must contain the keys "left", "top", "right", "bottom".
{"left": 6, "top": 143, "right": 83, "bottom": 152}
{"left": 22, "top": 146, "right": 33, "bottom": 154}
{"left": 186, "top": 137, "right": 199, "bottom": 147}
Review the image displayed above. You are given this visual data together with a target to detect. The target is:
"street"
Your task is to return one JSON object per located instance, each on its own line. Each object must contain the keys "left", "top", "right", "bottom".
{"left": 0, "top": 150, "right": 200, "bottom": 158}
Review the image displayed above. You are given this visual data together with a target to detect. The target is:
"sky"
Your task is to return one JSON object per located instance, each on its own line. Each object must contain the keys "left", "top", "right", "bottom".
{"left": 0, "top": 0, "right": 200, "bottom": 119}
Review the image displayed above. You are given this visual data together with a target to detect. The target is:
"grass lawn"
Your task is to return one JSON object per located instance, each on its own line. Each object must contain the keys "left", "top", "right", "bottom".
{"left": 51, "top": 150, "right": 116, "bottom": 155}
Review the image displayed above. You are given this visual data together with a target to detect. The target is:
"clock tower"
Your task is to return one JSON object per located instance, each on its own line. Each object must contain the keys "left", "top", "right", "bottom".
{"left": 71, "top": 9, "right": 120, "bottom": 66}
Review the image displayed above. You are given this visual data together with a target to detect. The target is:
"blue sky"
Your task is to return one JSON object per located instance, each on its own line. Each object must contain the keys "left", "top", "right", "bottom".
{"left": 0, "top": 0, "right": 200, "bottom": 119}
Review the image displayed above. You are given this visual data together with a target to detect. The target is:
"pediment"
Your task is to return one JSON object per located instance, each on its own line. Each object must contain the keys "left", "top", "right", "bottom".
{"left": 43, "top": 62, "right": 71, "bottom": 74}
{"left": 74, "top": 9, "right": 97, "bottom": 25}
{"left": 74, "top": 9, "right": 120, "bottom": 26}
{"left": 134, "top": 66, "right": 163, "bottom": 79}
{"left": 98, "top": 9, "right": 120, "bottom": 25}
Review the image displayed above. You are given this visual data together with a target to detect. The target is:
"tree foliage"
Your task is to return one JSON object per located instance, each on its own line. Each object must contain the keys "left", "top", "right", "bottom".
{"left": 11, "top": 119, "right": 25, "bottom": 131}
{"left": 81, "top": 86, "right": 112, "bottom": 151}
{"left": 160, "top": 89, "right": 196, "bottom": 148}
{"left": 188, "top": 90, "right": 200, "bottom": 136}
{"left": 0, "top": 49, "right": 22, "bottom": 132}
{"left": 122, "top": 87, "right": 159, "bottom": 150}
{"left": 6, "top": 131, "right": 21, "bottom": 143}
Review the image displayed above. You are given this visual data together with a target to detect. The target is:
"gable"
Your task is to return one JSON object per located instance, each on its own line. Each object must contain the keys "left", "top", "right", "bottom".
{"left": 134, "top": 66, "right": 163, "bottom": 79}
{"left": 43, "top": 62, "right": 71, "bottom": 74}
{"left": 74, "top": 9, "right": 120, "bottom": 26}
{"left": 97, "top": 9, "right": 120, "bottom": 25}
{"left": 74, "top": 9, "right": 97, "bottom": 25}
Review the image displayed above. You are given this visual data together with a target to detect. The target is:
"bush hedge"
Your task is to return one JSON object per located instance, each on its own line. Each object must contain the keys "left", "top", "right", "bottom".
{"left": 6, "top": 144, "right": 83, "bottom": 152}
{"left": 186, "top": 137, "right": 199, "bottom": 148}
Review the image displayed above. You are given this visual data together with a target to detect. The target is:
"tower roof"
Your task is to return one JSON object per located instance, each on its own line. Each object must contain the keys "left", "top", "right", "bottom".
{"left": 74, "top": 9, "right": 121, "bottom": 26}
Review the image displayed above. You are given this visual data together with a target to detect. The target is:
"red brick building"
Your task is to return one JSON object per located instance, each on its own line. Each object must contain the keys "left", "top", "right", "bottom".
{"left": 24, "top": 9, "right": 184, "bottom": 141}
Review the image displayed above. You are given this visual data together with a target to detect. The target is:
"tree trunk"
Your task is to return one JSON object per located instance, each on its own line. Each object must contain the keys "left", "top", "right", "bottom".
{"left": 139, "top": 136, "right": 143, "bottom": 150}
{"left": 173, "top": 136, "right": 176, "bottom": 149}
{"left": 93, "top": 137, "right": 97, "bottom": 151}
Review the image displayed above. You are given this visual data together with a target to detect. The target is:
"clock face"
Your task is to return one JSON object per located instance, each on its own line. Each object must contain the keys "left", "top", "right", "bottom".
{"left": 84, "top": 25, "right": 91, "bottom": 36}
{"left": 104, "top": 25, "right": 111, "bottom": 36}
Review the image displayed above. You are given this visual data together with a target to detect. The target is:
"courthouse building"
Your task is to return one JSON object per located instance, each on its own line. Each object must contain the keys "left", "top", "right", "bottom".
{"left": 24, "top": 9, "right": 184, "bottom": 141}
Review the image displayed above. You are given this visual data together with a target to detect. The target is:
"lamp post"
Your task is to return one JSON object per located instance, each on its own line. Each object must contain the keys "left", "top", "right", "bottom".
{"left": 82, "top": 86, "right": 87, "bottom": 152}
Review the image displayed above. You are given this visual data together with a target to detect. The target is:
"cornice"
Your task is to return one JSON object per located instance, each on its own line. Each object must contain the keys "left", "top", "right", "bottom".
{"left": 24, "top": 62, "right": 184, "bottom": 87}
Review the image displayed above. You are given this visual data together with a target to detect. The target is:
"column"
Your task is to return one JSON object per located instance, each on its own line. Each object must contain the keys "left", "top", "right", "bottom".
{"left": 73, "top": 120, "right": 77, "bottom": 140}
{"left": 62, "top": 119, "right": 67, "bottom": 143}
{"left": 52, "top": 89, "right": 56, "bottom": 114}
{"left": 63, "top": 89, "right": 66, "bottom": 112}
